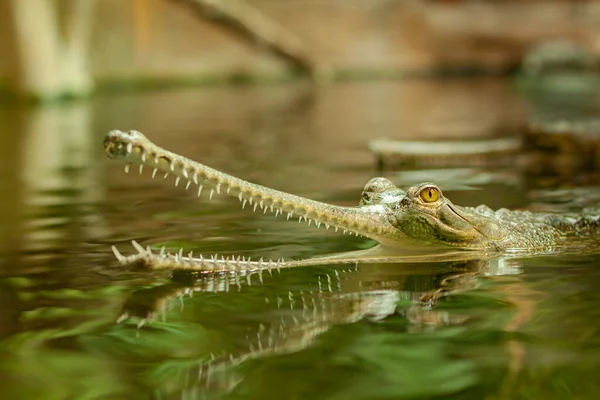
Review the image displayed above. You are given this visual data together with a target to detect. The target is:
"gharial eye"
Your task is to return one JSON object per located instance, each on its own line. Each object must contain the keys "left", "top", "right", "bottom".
{"left": 419, "top": 187, "right": 440, "bottom": 203}
{"left": 361, "top": 192, "right": 371, "bottom": 203}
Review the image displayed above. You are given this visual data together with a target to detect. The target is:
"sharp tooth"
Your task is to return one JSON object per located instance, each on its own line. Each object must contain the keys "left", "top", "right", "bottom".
{"left": 259, "top": 201, "right": 264, "bottom": 209}
{"left": 275, "top": 210, "right": 280, "bottom": 217}
{"left": 343, "top": 230, "right": 347, "bottom": 234}
{"left": 131, "top": 240, "right": 145, "bottom": 254}
{"left": 160, "top": 246, "right": 166, "bottom": 256}
{"left": 209, "top": 189, "right": 215, "bottom": 200}
{"left": 175, "top": 177, "right": 181, "bottom": 186}
{"left": 178, "top": 248, "right": 183, "bottom": 258}
{"left": 152, "top": 168, "right": 158, "bottom": 178}
{"left": 335, "top": 227, "right": 339, "bottom": 232}
{"left": 170, "top": 162, "right": 175, "bottom": 172}
{"left": 263, "top": 207, "right": 268, "bottom": 214}
{"left": 308, "top": 219, "right": 312, "bottom": 226}
{"left": 182, "top": 169, "right": 188, "bottom": 178}
{"left": 253, "top": 203, "right": 258, "bottom": 212}
{"left": 216, "top": 184, "right": 221, "bottom": 194}
{"left": 124, "top": 164, "right": 130, "bottom": 173}
{"left": 197, "top": 185, "right": 203, "bottom": 197}
{"left": 126, "top": 143, "right": 133, "bottom": 153}
{"left": 316, "top": 222, "right": 321, "bottom": 228}
{"left": 242, "top": 200, "right": 247, "bottom": 209}
{"left": 116, "top": 312, "right": 128, "bottom": 324}
{"left": 154, "top": 156, "right": 159, "bottom": 164}
{"left": 270, "top": 205, "right": 274, "bottom": 212}
{"left": 287, "top": 213, "right": 292, "bottom": 220}
{"left": 163, "top": 172, "right": 169, "bottom": 179}
{"left": 325, "top": 224, "right": 330, "bottom": 230}
{"left": 238, "top": 193, "right": 243, "bottom": 202}
{"left": 188, "top": 251, "right": 193, "bottom": 258}
{"left": 185, "top": 180, "right": 191, "bottom": 190}
{"left": 192, "top": 173, "right": 198, "bottom": 185}
{"left": 139, "top": 165, "right": 143, "bottom": 174}
{"left": 298, "top": 217, "right": 302, "bottom": 223}
{"left": 111, "top": 246, "right": 125, "bottom": 262}
{"left": 141, "top": 153, "right": 147, "bottom": 162}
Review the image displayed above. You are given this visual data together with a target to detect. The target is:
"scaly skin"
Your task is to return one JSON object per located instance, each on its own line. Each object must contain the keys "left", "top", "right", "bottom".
{"left": 104, "top": 130, "right": 600, "bottom": 273}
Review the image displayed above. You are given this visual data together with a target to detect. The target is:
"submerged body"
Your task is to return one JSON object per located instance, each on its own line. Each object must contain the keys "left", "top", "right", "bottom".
{"left": 104, "top": 130, "right": 600, "bottom": 272}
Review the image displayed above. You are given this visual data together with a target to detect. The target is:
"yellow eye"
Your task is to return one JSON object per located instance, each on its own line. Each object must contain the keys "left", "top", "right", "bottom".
{"left": 419, "top": 187, "right": 440, "bottom": 203}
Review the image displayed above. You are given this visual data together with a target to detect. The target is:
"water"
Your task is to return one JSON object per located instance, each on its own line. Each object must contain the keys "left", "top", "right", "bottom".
{"left": 1, "top": 78, "right": 600, "bottom": 399}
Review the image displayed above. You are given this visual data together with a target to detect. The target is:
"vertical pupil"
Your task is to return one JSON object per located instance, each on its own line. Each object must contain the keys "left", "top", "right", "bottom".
{"left": 428, "top": 189, "right": 433, "bottom": 198}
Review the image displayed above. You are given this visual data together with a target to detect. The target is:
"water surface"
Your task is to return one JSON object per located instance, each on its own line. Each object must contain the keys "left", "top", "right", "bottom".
{"left": 1, "top": 79, "right": 600, "bottom": 399}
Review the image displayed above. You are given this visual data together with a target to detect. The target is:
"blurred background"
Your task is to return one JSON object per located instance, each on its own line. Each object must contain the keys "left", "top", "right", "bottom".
{"left": 1, "top": 0, "right": 600, "bottom": 99}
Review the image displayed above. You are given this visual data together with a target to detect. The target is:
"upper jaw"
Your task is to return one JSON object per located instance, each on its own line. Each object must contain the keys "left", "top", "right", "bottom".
{"left": 104, "top": 129, "right": 403, "bottom": 242}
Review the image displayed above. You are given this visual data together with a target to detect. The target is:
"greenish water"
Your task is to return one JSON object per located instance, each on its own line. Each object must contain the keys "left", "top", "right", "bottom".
{"left": 1, "top": 79, "right": 600, "bottom": 399}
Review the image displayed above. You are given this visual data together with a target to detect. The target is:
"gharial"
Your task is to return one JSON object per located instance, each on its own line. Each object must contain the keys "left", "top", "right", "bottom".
{"left": 104, "top": 130, "right": 600, "bottom": 273}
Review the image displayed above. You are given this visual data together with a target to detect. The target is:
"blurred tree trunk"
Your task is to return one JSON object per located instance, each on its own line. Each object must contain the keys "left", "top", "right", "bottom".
{"left": 173, "top": 0, "right": 329, "bottom": 82}
{"left": 7, "top": 0, "right": 96, "bottom": 101}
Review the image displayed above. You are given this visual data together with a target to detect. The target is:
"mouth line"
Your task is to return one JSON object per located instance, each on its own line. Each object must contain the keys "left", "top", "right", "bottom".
{"left": 447, "top": 203, "right": 506, "bottom": 242}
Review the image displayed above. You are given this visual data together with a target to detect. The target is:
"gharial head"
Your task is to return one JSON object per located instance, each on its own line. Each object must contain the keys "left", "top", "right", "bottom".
{"left": 103, "top": 129, "right": 510, "bottom": 252}
{"left": 356, "top": 178, "right": 509, "bottom": 250}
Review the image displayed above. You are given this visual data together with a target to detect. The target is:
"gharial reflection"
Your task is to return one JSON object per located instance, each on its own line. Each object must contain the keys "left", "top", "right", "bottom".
{"left": 115, "top": 253, "right": 530, "bottom": 398}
